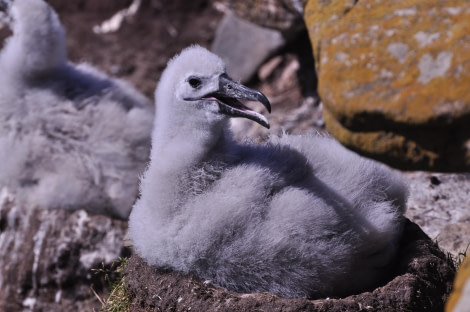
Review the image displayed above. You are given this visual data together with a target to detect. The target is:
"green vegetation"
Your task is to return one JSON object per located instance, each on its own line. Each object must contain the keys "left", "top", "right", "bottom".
{"left": 92, "top": 257, "right": 130, "bottom": 312}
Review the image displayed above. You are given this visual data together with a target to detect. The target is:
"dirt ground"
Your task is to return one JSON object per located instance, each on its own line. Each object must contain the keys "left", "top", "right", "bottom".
{"left": 52, "top": 0, "right": 225, "bottom": 99}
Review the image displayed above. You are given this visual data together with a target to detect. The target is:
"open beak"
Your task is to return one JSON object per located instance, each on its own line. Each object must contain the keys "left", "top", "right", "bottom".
{"left": 207, "top": 74, "right": 271, "bottom": 129}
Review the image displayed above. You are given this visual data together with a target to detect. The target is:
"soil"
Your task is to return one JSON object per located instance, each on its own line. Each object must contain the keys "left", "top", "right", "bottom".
{"left": 49, "top": 0, "right": 225, "bottom": 99}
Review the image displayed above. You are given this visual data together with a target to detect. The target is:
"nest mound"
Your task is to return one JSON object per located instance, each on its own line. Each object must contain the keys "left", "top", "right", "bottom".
{"left": 124, "top": 219, "right": 455, "bottom": 312}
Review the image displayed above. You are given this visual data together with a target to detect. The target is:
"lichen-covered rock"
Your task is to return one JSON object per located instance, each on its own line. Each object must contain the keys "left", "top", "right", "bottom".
{"left": 124, "top": 219, "right": 455, "bottom": 312}
{"left": 0, "top": 189, "right": 128, "bottom": 311}
{"left": 304, "top": 0, "right": 470, "bottom": 171}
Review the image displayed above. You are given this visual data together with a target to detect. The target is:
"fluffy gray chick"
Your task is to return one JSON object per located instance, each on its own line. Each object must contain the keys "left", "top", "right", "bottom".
{"left": 0, "top": 0, "right": 153, "bottom": 219}
{"left": 129, "top": 45, "right": 408, "bottom": 298}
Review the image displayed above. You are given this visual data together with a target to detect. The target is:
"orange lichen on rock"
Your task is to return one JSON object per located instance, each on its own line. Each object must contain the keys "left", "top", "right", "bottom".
{"left": 304, "top": 0, "right": 470, "bottom": 171}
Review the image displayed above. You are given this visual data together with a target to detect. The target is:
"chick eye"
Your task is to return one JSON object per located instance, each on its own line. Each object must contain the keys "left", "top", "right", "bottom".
{"left": 188, "top": 77, "right": 202, "bottom": 89}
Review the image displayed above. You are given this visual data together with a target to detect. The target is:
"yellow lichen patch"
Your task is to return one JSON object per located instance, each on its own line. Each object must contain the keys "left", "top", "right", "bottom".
{"left": 304, "top": 0, "right": 358, "bottom": 69}
{"left": 305, "top": 0, "right": 470, "bottom": 129}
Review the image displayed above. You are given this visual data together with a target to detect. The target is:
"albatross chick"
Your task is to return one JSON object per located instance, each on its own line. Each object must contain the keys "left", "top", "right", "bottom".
{"left": 0, "top": 0, "right": 153, "bottom": 219}
{"left": 129, "top": 45, "right": 408, "bottom": 298}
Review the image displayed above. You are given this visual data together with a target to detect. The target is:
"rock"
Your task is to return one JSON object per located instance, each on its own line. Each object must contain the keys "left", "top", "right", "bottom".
{"left": 304, "top": 0, "right": 470, "bottom": 171}
{"left": 211, "top": 13, "right": 286, "bottom": 82}
{"left": 404, "top": 171, "right": 470, "bottom": 256}
{"left": 227, "top": 30, "right": 322, "bottom": 141}
{"left": 124, "top": 219, "right": 455, "bottom": 312}
{"left": 211, "top": 0, "right": 311, "bottom": 82}
{"left": 437, "top": 224, "right": 470, "bottom": 257}
{"left": 231, "top": 52, "right": 323, "bottom": 140}
{"left": 0, "top": 188, "right": 128, "bottom": 311}
{"left": 213, "top": 0, "right": 308, "bottom": 35}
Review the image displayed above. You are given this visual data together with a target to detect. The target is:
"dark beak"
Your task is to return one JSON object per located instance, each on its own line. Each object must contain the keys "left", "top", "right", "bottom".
{"left": 209, "top": 74, "right": 271, "bottom": 129}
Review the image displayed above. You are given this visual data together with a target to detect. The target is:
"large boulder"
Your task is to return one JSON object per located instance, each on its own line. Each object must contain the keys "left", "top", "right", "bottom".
{"left": 124, "top": 219, "right": 455, "bottom": 312}
{"left": 0, "top": 189, "right": 128, "bottom": 311}
{"left": 304, "top": 0, "right": 470, "bottom": 171}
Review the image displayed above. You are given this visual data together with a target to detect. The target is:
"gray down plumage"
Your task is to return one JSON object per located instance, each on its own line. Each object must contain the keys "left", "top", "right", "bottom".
{"left": 0, "top": 0, "right": 154, "bottom": 219}
{"left": 129, "top": 45, "right": 408, "bottom": 298}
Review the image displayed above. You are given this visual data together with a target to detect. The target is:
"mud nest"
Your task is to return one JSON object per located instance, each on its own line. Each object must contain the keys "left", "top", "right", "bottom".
{"left": 124, "top": 219, "right": 455, "bottom": 312}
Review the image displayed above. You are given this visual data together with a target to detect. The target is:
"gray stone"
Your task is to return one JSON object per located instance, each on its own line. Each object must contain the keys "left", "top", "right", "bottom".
{"left": 405, "top": 171, "right": 470, "bottom": 256}
{"left": 211, "top": 13, "right": 286, "bottom": 82}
